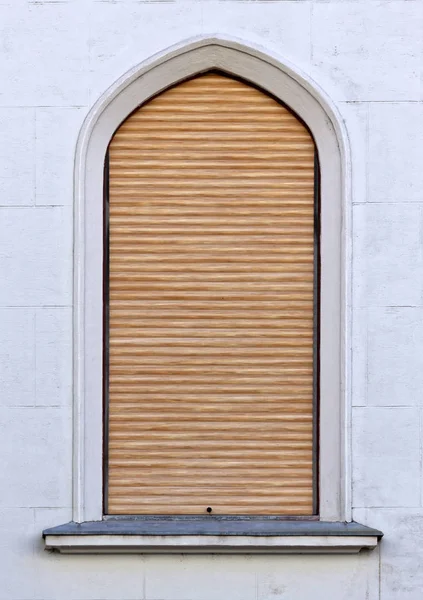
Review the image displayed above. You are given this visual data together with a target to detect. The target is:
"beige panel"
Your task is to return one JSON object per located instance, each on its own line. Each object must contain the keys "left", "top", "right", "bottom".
{"left": 107, "top": 72, "right": 316, "bottom": 515}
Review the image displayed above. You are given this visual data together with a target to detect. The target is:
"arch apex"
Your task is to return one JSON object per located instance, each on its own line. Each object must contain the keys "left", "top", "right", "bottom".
{"left": 78, "top": 34, "right": 349, "bottom": 167}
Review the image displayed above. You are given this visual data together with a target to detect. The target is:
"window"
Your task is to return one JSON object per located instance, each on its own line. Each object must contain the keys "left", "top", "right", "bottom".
{"left": 43, "top": 37, "right": 382, "bottom": 553}
{"left": 104, "top": 72, "right": 319, "bottom": 517}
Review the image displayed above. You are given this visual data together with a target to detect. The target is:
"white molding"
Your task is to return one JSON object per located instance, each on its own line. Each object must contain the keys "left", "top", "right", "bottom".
{"left": 73, "top": 34, "right": 352, "bottom": 523}
{"left": 45, "top": 534, "right": 376, "bottom": 555}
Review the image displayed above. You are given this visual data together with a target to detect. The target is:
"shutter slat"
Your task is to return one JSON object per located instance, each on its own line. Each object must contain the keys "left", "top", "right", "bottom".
{"left": 107, "top": 72, "right": 316, "bottom": 516}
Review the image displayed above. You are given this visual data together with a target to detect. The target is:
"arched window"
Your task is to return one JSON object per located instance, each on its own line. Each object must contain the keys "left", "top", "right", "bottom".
{"left": 43, "top": 38, "right": 383, "bottom": 553}
{"left": 105, "top": 71, "right": 318, "bottom": 517}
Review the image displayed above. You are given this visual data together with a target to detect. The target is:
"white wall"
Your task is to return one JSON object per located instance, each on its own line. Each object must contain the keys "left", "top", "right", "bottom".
{"left": 0, "top": 1, "right": 422, "bottom": 599}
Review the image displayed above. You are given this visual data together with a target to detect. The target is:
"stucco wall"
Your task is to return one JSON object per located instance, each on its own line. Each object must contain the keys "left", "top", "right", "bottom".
{"left": 0, "top": 1, "right": 422, "bottom": 599}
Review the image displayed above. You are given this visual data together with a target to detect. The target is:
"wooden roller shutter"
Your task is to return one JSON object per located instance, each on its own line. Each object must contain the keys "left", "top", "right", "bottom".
{"left": 106, "top": 72, "right": 317, "bottom": 516}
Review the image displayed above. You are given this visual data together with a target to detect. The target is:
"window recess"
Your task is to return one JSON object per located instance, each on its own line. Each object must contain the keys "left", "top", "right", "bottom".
{"left": 104, "top": 72, "right": 318, "bottom": 518}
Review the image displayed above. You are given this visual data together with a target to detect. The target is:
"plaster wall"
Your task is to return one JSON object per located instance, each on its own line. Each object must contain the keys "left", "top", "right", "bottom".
{"left": 0, "top": 1, "right": 422, "bottom": 599}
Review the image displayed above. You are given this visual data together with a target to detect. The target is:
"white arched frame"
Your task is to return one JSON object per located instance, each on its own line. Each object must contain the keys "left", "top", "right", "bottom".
{"left": 73, "top": 35, "right": 352, "bottom": 525}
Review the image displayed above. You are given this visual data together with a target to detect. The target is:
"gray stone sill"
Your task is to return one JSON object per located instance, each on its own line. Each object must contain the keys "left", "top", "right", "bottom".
{"left": 43, "top": 518, "right": 383, "bottom": 554}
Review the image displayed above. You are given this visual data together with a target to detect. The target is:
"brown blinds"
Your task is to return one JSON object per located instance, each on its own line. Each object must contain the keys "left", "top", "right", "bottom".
{"left": 106, "top": 72, "right": 317, "bottom": 516}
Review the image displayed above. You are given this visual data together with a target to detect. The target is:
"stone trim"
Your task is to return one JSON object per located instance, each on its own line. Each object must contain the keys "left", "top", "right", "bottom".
{"left": 44, "top": 520, "right": 382, "bottom": 554}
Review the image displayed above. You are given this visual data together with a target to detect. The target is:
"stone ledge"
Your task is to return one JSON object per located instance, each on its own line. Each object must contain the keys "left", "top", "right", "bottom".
{"left": 43, "top": 519, "right": 382, "bottom": 554}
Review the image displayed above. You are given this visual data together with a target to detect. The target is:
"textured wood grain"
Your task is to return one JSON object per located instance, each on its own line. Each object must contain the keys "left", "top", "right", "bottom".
{"left": 106, "top": 72, "right": 316, "bottom": 515}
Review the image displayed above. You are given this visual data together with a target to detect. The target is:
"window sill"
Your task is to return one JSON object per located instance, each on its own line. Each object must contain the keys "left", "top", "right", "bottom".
{"left": 43, "top": 518, "right": 382, "bottom": 554}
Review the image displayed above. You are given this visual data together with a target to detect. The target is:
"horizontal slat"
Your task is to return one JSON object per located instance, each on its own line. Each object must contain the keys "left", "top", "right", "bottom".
{"left": 108, "top": 248, "right": 314, "bottom": 259}
{"left": 108, "top": 350, "right": 313, "bottom": 360}
{"left": 109, "top": 324, "right": 313, "bottom": 334}
{"left": 110, "top": 310, "right": 312, "bottom": 319}
{"left": 110, "top": 300, "right": 313, "bottom": 309}
{"left": 112, "top": 309, "right": 313, "bottom": 329}
{"left": 109, "top": 431, "right": 313, "bottom": 442}
{"left": 110, "top": 474, "right": 311, "bottom": 488}
{"left": 108, "top": 399, "right": 313, "bottom": 409}
{"left": 110, "top": 477, "right": 313, "bottom": 487}
{"left": 123, "top": 102, "right": 301, "bottom": 110}
{"left": 110, "top": 257, "right": 313, "bottom": 265}
{"left": 109, "top": 218, "right": 313, "bottom": 228}
{"left": 110, "top": 210, "right": 314, "bottom": 221}
{"left": 108, "top": 271, "right": 313, "bottom": 281}
{"left": 109, "top": 338, "right": 313, "bottom": 347}
{"left": 109, "top": 295, "right": 313, "bottom": 303}
{"left": 108, "top": 508, "right": 311, "bottom": 515}
{"left": 109, "top": 241, "right": 314, "bottom": 250}
{"left": 109, "top": 425, "right": 313, "bottom": 435}
{"left": 111, "top": 136, "right": 313, "bottom": 145}
{"left": 109, "top": 385, "right": 313, "bottom": 395}
{"left": 109, "top": 457, "right": 313, "bottom": 467}
{"left": 109, "top": 190, "right": 313, "bottom": 199}
{"left": 138, "top": 102, "right": 297, "bottom": 111}
{"left": 109, "top": 240, "right": 313, "bottom": 249}
{"left": 109, "top": 496, "right": 313, "bottom": 503}
{"left": 109, "top": 170, "right": 312, "bottom": 181}
{"left": 109, "top": 439, "right": 313, "bottom": 449}
{"left": 109, "top": 398, "right": 313, "bottom": 406}
{"left": 108, "top": 415, "right": 312, "bottom": 425}
{"left": 109, "top": 154, "right": 311, "bottom": 163}
{"left": 109, "top": 368, "right": 313, "bottom": 379}
{"left": 109, "top": 285, "right": 313, "bottom": 293}
{"left": 109, "top": 200, "right": 313, "bottom": 209}
{"left": 109, "top": 433, "right": 313, "bottom": 443}
{"left": 109, "top": 493, "right": 314, "bottom": 501}
{"left": 110, "top": 486, "right": 313, "bottom": 496}
{"left": 109, "top": 225, "right": 314, "bottom": 235}
{"left": 109, "top": 448, "right": 313, "bottom": 459}
{"left": 109, "top": 504, "right": 312, "bottom": 515}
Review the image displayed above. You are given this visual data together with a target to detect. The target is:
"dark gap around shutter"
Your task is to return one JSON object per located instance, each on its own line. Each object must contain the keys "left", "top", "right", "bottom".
{"left": 312, "top": 150, "right": 321, "bottom": 516}
{"left": 103, "top": 150, "right": 110, "bottom": 516}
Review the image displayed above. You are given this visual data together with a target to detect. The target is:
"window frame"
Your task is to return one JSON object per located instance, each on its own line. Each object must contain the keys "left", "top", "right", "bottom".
{"left": 72, "top": 36, "right": 350, "bottom": 526}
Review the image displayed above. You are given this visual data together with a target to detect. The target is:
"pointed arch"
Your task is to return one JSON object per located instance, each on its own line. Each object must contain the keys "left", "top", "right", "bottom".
{"left": 73, "top": 35, "right": 351, "bottom": 523}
